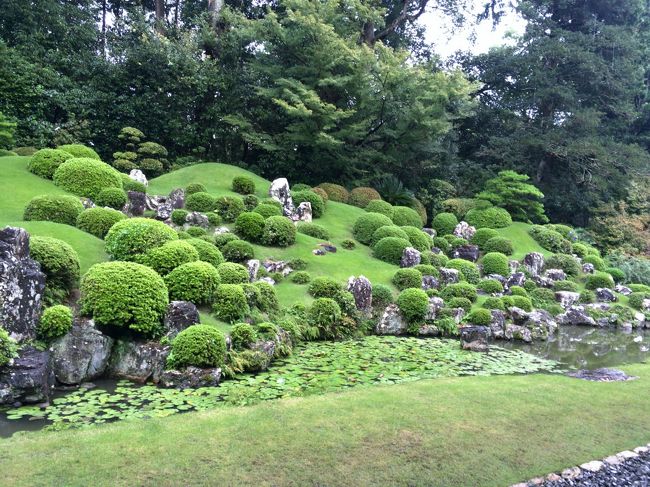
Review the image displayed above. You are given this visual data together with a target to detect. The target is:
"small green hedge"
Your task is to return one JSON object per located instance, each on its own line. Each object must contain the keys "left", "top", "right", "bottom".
{"left": 308, "top": 298, "right": 342, "bottom": 336}
{"left": 400, "top": 226, "right": 432, "bottom": 252}
{"left": 349, "top": 187, "right": 381, "bottom": 208}
{"left": 317, "top": 183, "right": 349, "bottom": 203}
{"left": 483, "top": 237, "right": 513, "bottom": 255}
{"left": 297, "top": 222, "right": 330, "bottom": 240}
{"left": 105, "top": 217, "right": 178, "bottom": 261}
{"left": 471, "top": 228, "right": 499, "bottom": 249}
{"left": 397, "top": 288, "right": 429, "bottom": 323}
{"left": 235, "top": 212, "right": 266, "bottom": 242}
{"left": 28, "top": 148, "right": 73, "bottom": 179}
{"left": 263, "top": 216, "right": 296, "bottom": 247}
{"left": 38, "top": 305, "right": 73, "bottom": 340}
{"left": 185, "top": 183, "right": 207, "bottom": 195}
{"left": 56, "top": 144, "right": 100, "bottom": 160}
{"left": 186, "top": 192, "right": 216, "bottom": 212}
{"left": 95, "top": 187, "right": 127, "bottom": 210}
{"left": 212, "top": 284, "right": 250, "bottom": 323}
{"left": 502, "top": 295, "right": 533, "bottom": 311}
{"left": 168, "top": 325, "right": 227, "bottom": 368}
{"left": 186, "top": 238, "right": 224, "bottom": 267}
{"left": 232, "top": 176, "right": 256, "bottom": 195}
{"left": 432, "top": 213, "right": 458, "bottom": 236}
{"left": 481, "top": 252, "right": 510, "bottom": 276}
{"left": 392, "top": 268, "right": 423, "bottom": 291}
{"left": 529, "top": 225, "right": 572, "bottom": 253}
{"left": 446, "top": 259, "right": 480, "bottom": 284}
{"left": 391, "top": 206, "right": 422, "bottom": 228}
{"left": 465, "top": 207, "right": 512, "bottom": 229}
{"left": 353, "top": 213, "right": 394, "bottom": 245}
{"left": 171, "top": 209, "right": 188, "bottom": 226}
{"left": 222, "top": 240, "right": 255, "bottom": 263}
{"left": 585, "top": 272, "right": 615, "bottom": 290}
{"left": 478, "top": 279, "right": 504, "bottom": 294}
{"left": 370, "top": 226, "right": 409, "bottom": 248}
{"left": 293, "top": 190, "right": 325, "bottom": 218}
{"left": 308, "top": 276, "right": 342, "bottom": 298}
{"left": 24, "top": 194, "right": 84, "bottom": 226}
{"left": 140, "top": 240, "right": 199, "bottom": 275}
{"left": 215, "top": 196, "right": 245, "bottom": 222}
{"left": 30, "top": 236, "right": 81, "bottom": 301}
{"left": 629, "top": 292, "right": 650, "bottom": 310}
{"left": 76, "top": 207, "right": 126, "bottom": 238}
{"left": 53, "top": 158, "right": 123, "bottom": 200}
{"left": 441, "top": 283, "right": 478, "bottom": 302}
{"left": 217, "top": 262, "right": 249, "bottom": 284}
{"left": 365, "top": 200, "right": 394, "bottom": 218}
{"left": 373, "top": 237, "right": 411, "bottom": 265}
{"left": 465, "top": 308, "right": 492, "bottom": 326}
{"left": 545, "top": 254, "right": 581, "bottom": 276}
{"left": 230, "top": 323, "right": 258, "bottom": 350}
{"left": 164, "top": 261, "right": 221, "bottom": 305}
{"left": 253, "top": 203, "right": 283, "bottom": 219}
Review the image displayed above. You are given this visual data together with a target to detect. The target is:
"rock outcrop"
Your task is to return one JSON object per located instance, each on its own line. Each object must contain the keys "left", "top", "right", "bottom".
{"left": 347, "top": 276, "right": 373, "bottom": 315}
{"left": 522, "top": 252, "right": 545, "bottom": 277}
{"left": 400, "top": 247, "right": 421, "bottom": 268}
{"left": 0, "top": 347, "right": 54, "bottom": 405}
{"left": 375, "top": 304, "right": 408, "bottom": 335}
{"left": 163, "top": 301, "right": 200, "bottom": 339}
{"left": 107, "top": 341, "right": 170, "bottom": 383}
{"left": 460, "top": 326, "right": 489, "bottom": 352}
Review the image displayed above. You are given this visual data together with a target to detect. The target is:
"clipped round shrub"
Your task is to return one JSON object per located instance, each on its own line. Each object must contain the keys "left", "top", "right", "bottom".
{"left": 308, "top": 298, "right": 342, "bottom": 332}
{"left": 448, "top": 236, "right": 468, "bottom": 248}
{"left": 171, "top": 209, "right": 188, "bottom": 226}
{"left": 207, "top": 212, "right": 221, "bottom": 227}
{"left": 509, "top": 286, "right": 529, "bottom": 297}
{"left": 629, "top": 284, "right": 650, "bottom": 293}
{"left": 579, "top": 289, "right": 596, "bottom": 304}
{"left": 105, "top": 217, "right": 178, "bottom": 261}
{"left": 263, "top": 216, "right": 296, "bottom": 247}
{"left": 341, "top": 239, "right": 356, "bottom": 250}
{"left": 583, "top": 255, "right": 605, "bottom": 271}
{"left": 483, "top": 237, "right": 513, "bottom": 255}
{"left": 164, "top": 261, "right": 220, "bottom": 305}
{"left": 544, "top": 254, "right": 581, "bottom": 276}
{"left": 311, "top": 187, "right": 329, "bottom": 202}
{"left": 56, "top": 144, "right": 100, "bottom": 160}
{"left": 212, "top": 284, "right": 250, "bottom": 323}
{"left": 38, "top": 305, "right": 73, "bottom": 340}
{"left": 139, "top": 158, "right": 163, "bottom": 177}
{"left": 428, "top": 253, "right": 449, "bottom": 268}
{"left": 254, "top": 281, "right": 279, "bottom": 312}
{"left": 571, "top": 243, "right": 589, "bottom": 258}
{"left": 30, "top": 236, "right": 81, "bottom": 297}
{"left": 410, "top": 198, "right": 428, "bottom": 226}
{"left": 232, "top": 176, "right": 256, "bottom": 195}
{"left": 373, "top": 237, "right": 411, "bottom": 265}
{"left": 28, "top": 148, "right": 73, "bottom": 179}
{"left": 471, "top": 228, "right": 499, "bottom": 249}
{"left": 392, "top": 268, "right": 423, "bottom": 291}
{"left": 349, "top": 187, "right": 381, "bottom": 208}
{"left": 291, "top": 271, "right": 311, "bottom": 284}
{"left": 400, "top": 226, "right": 432, "bottom": 252}
{"left": 185, "top": 183, "right": 207, "bottom": 195}
{"left": 13, "top": 146, "right": 38, "bottom": 156}
{"left": 432, "top": 212, "right": 458, "bottom": 236}
{"left": 629, "top": 292, "right": 650, "bottom": 310}
{"left": 432, "top": 237, "right": 451, "bottom": 253}
{"left": 370, "top": 226, "right": 409, "bottom": 248}
{"left": 185, "top": 239, "right": 224, "bottom": 267}
{"left": 481, "top": 252, "right": 510, "bottom": 276}
{"left": 353, "top": 213, "right": 394, "bottom": 245}
{"left": 121, "top": 175, "right": 147, "bottom": 193}
{"left": 447, "top": 297, "right": 472, "bottom": 312}
{"left": 372, "top": 284, "right": 394, "bottom": 306}
{"left": 214, "top": 233, "right": 240, "bottom": 250}
{"left": 466, "top": 308, "right": 492, "bottom": 326}
{"left": 24, "top": 194, "right": 84, "bottom": 226}
{"left": 215, "top": 196, "right": 245, "bottom": 222}
{"left": 530, "top": 288, "right": 556, "bottom": 307}
{"left": 185, "top": 192, "right": 216, "bottom": 212}
{"left": 76, "top": 207, "right": 126, "bottom": 238}
{"left": 113, "top": 158, "right": 137, "bottom": 172}
{"left": 441, "top": 283, "right": 478, "bottom": 302}
{"left": 482, "top": 297, "right": 505, "bottom": 310}
{"left": 168, "top": 325, "right": 227, "bottom": 368}
{"left": 230, "top": 323, "right": 258, "bottom": 350}
{"left": 308, "top": 276, "right": 342, "bottom": 298}
{"left": 243, "top": 194, "right": 259, "bottom": 211}
{"left": 293, "top": 190, "right": 325, "bottom": 218}
{"left": 0, "top": 327, "right": 18, "bottom": 367}
{"left": 585, "top": 272, "right": 615, "bottom": 290}
{"left": 528, "top": 226, "right": 572, "bottom": 254}
{"left": 317, "top": 183, "right": 349, "bottom": 203}
{"left": 241, "top": 283, "right": 261, "bottom": 309}
{"left": 53, "top": 158, "right": 122, "bottom": 200}
{"left": 233, "top": 211, "right": 265, "bottom": 243}
{"left": 502, "top": 295, "right": 533, "bottom": 312}
{"left": 141, "top": 240, "right": 199, "bottom": 275}
{"left": 478, "top": 278, "right": 504, "bottom": 294}
{"left": 365, "top": 200, "right": 394, "bottom": 218}
{"left": 222, "top": 240, "right": 255, "bottom": 263}
{"left": 397, "top": 288, "right": 429, "bottom": 323}
{"left": 552, "top": 280, "right": 579, "bottom": 292}
{"left": 297, "top": 222, "right": 330, "bottom": 240}
{"left": 186, "top": 227, "right": 207, "bottom": 237}
{"left": 465, "top": 207, "right": 512, "bottom": 229}
{"left": 446, "top": 259, "right": 480, "bottom": 284}
{"left": 95, "top": 187, "right": 127, "bottom": 210}
{"left": 253, "top": 203, "right": 282, "bottom": 219}
{"left": 391, "top": 206, "right": 422, "bottom": 228}
{"left": 80, "top": 261, "right": 168, "bottom": 336}
{"left": 414, "top": 264, "right": 439, "bottom": 277}
{"left": 292, "top": 183, "right": 312, "bottom": 192}
{"left": 216, "top": 262, "right": 249, "bottom": 284}
{"left": 523, "top": 280, "right": 538, "bottom": 292}
{"left": 288, "top": 258, "right": 308, "bottom": 271}
{"left": 605, "top": 267, "right": 625, "bottom": 283}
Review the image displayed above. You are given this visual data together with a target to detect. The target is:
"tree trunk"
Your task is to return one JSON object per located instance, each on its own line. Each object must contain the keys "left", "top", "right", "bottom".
{"left": 155, "top": 0, "right": 165, "bottom": 32}
{"left": 208, "top": 0, "right": 224, "bottom": 29}
{"left": 101, "top": 0, "right": 107, "bottom": 57}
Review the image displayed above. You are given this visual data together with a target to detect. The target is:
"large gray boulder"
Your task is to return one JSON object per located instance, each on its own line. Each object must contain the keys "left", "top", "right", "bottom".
{"left": 0, "top": 227, "right": 46, "bottom": 342}
{"left": 107, "top": 341, "right": 170, "bottom": 383}
{"left": 451, "top": 244, "right": 480, "bottom": 262}
{"left": 0, "top": 347, "right": 54, "bottom": 405}
{"left": 269, "top": 178, "right": 295, "bottom": 216}
{"left": 125, "top": 191, "right": 146, "bottom": 217}
{"left": 525, "top": 309, "right": 558, "bottom": 340}
{"left": 156, "top": 202, "right": 173, "bottom": 221}
{"left": 504, "top": 325, "right": 532, "bottom": 343}
{"left": 557, "top": 307, "right": 597, "bottom": 327}
{"left": 51, "top": 320, "right": 114, "bottom": 385}
{"left": 375, "top": 304, "right": 408, "bottom": 335}
{"left": 582, "top": 263, "right": 595, "bottom": 274}
{"left": 460, "top": 326, "right": 489, "bottom": 352}
{"left": 615, "top": 284, "right": 632, "bottom": 296}
{"left": 347, "top": 276, "right": 373, "bottom": 314}
{"left": 128, "top": 169, "right": 148, "bottom": 187}
{"left": 185, "top": 211, "right": 210, "bottom": 228}
{"left": 400, "top": 247, "right": 421, "bottom": 268}
{"left": 421, "top": 275, "right": 439, "bottom": 291}
{"left": 489, "top": 310, "right": 507, "bottom": 339}
{"left": 247, "top": 259, "right": 260, "bottom": 282}
{"left": 424, "top": 297, "right": 445, "bottom": 321}
{"left": 159, "top": 367, "right": 221, "bottom": 389}
{"left": 295, "top": 202, "right": 312, "bottom": 223}
{"left": 596, "top": 288, "right": 617, "bottom": 302}
{"left": 504, "top": 272, "right": 526, "bottom": 291}
{"left": 163, "top": 301, "right": 200, "bottom": 339}
{"left": 453, "top": 221, "right": 476, "bottom": 240}
{"left": 544, "top": 268, "right": 566, "bottom": 282}
{"left": 168, "top": 188, "right": 185, "bottom": 209}
{"left": 439, "top": 268, "right": 460, "bottom": 285}
{"left": 555, "top": 291, "right": 581, "bottom": 309}
{"left": 522, "top": 252, "right": 545, "bottom": 277}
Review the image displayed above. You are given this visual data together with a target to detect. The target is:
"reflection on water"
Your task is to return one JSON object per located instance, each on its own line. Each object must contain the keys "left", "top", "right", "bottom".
{"left": 498, "top": 325, "right": 650, "bottom": 370}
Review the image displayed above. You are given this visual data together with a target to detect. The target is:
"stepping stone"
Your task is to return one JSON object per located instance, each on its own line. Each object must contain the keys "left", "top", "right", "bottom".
{"left": 580, "top": 460, "right": 604, "bottom": 472}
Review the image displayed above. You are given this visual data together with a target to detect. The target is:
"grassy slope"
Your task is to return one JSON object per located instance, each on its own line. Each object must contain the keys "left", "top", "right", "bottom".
{"left": 3, "top": 362, "right": 650, "bottom": 487}
{"left": 495, "top": 222, "right": 550, "bottom": 260}
{"left": 0, "top": 157, "right": 107, "bottom": 272}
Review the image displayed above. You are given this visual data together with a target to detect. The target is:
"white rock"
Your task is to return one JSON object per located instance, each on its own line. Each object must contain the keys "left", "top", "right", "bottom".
{"left": 128, "top": 169, "right": 148, "bottom": 186}
{"left": 580, "top": 460, "right": 604, "bottom": 472}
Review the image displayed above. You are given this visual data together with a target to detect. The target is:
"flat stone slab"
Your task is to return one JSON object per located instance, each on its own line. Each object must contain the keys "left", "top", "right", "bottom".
{"left": 566, "top": 368, "right": 638, "bottom": 382}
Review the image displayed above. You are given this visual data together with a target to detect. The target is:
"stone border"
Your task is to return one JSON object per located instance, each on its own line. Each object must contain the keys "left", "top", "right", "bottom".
{"left": 511, "top": 445, "right": 650, "bottom": 486}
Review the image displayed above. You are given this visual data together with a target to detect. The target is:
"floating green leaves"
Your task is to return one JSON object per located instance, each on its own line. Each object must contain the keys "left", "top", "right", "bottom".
{"left": 3, "top": 337, "right": 561, "bottom": 433}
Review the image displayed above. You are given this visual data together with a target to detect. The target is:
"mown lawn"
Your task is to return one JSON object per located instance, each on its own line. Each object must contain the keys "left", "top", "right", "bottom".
{"left": 2, "top": 363, "right": 650, "bottom": 487}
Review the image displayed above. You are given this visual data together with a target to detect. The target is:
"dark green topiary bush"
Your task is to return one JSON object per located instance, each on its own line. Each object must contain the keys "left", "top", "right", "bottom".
{"left": 291, "top": 271, "right": 311, "bottom": 284}
{"left": 629, "top": 292, "right": 650, "bottom": 310}
{"left": 317, "top": 183, "right": 349, "bottom": 202}
{"left": 186, "top": 192, "right": 216, "bottom": 212}
{"left": 0, "top": 327, "right": 18, "bottom": 366}
{"left": 353, "top": 213, "right": 394, "bottom": 245}
{"left": 530, "top": 288, "right": 556, "bottom": 308}
{"left": 76, "top": 207, "right": 126, "bottom": 238}
{"left": 544, "top": 254, "right": 581, "bottom": 276}
{"left": 243, "top": 194, "right": 259, "bottom": 211}
{"left": 465, "top": 207, "right": 512, "bottom": 229}
{"left": 481, "top": 252, "right": 510, "bottom": 276}
{"left": 222, "top": 240, "right": 255, "bottom": 263}
{"left": 478, "top": 278, "right": 504, "bottom": 294}
{"left": 605, "top": 267, "right": 625, "bottom": 283}
{"left": 465, "top": 308, "right": 492, "bottom": 326}
{"left": 428, "top": 253, "right": 449, "bottom": 268}
{"left": 30, "top": 236, "right": 81, "bottom": 303}
{"left": 528, "top": 225, "right": 572, "bottom": 253}
{"left": 471, "top": 228, "right": 500, "bottom": 249}
{"left": 483, "top": 237, "right": 513, "bottom": 255}
{"left": 254, "top": 281, "right": 279, "bottom": 312}
{"left": 293, "top": 190, "right": 325, "bottom": 218}
{"left": 185, "top": 183, "right": 207, "bottom": 195}
{"left": 53, "top": 158, "right": 123, "bottom": 200}
{"left": 370, "top": 226, "right": 409, "bottom": 248}
{"left": 56, "top": 144, "right": 100, "bottom": 160}
{"left": 121, "top": 176, "right": 147, "bottom": 193}
{"left": 585, "top": 272, "right": 615, "bottom": 290}
{"left": 95, "top": 187, "right": 127, "bottom": 210}
{"left": 207, "top": 212, "right": 221, "bottom": 227}
{"left": 571, "top": 242, "right": 590, "bottom": 259}
{"left": 502, "top": 295, "right": 533, "bottom": 311}
{"left": 372, "top": 284, "right": 394, "bottom": 306}
{"left": 263, "top": 216, "right": 296, "bottom": 247}
{"left": 579, "top": 289, "right": 596, "bottom": 304}
{"left": 164, "top": 261, "right": 221, "bottom": 305}
{"left": 105, "top": 217, "right": 178, "bottom": 261}
{"left": 349, "top": 187, "right": 381, "bottom": 208}
{"left": 28, "top": 148, "right": 73, "bottom": 179}
{"left": 235, "top": 211, "right": 266, "bottom": 242}
{"left": 253, "top": 203, "right": 283, "bottom": 219}
{"left": 38, "top": 305, "right": 73, "bottom": 340}
{"left": 212, "top": 284, "right": 250, "bottom": 323}
{"left": 446, "top": 259, "right": 480, "bottom": 284}
{"left": 186, "top": 227, "right": 207, "bottom": 238}
{"left": 441, "top": 283, "right": 478, "bottom": 302}
{"left": 214, "top": 233, "right": 240, "bottom": 249}
{"left": 308, "top": 298, "right": 342, "bottom": 335}
{"left": 432, "top": 237, "right": 451, "bottom": 253}
{"left": 414, "top": 264, "right": 439, "bottom": 277}
{"left": 232, "top": 176, "right": 256, "bottom": 195}
{"left": 80, "top": 261, "right": 168, "bottom": 337}
{"left": 297, "top": 222, "right": 330, "bottom": 240}
{"left": 230, "top": 323, "right": 258, "bottom": 350}
{"left": 397, "top": 288, "right": 429, "bottom": 323}
{"left": 583, "top": 255, "right": 605, "bottom": 271}
{"left": 186, "top": 238, "right": 224, "bottom": 267}
{"left": 215, "top": 196, "right": 245, "bottom": 222}
{"left": 168, "top": 325, "right": 227, "bottom": 368}
{"left": 308, "top": 276, "right": 342, "bottom": 298}
{"left": 482, "top": 297, "right": 505, "bottom": 310}
{"left": 400, "top": 226, "right": 432, "bottom": 252}
{"left": 217, "top": 262, "right": 249, "bottom": 284}
{"left": 24, "top": 194, "right": 84, "bottom": 226}
{"left": 391, "top": 206, "right": 422, "bottom": 228}
{"left": 373, "top": 237, "right": 410, "bottom": 265}
{"left": 509, "top": 286, "right": 529, "bottom": 297}
{"left": 171, "top": 209, "right": 188, "bottom": 226}
{"left": 365, "top": 200, "right": 394, "bottom": 218}
{"left": 432, "top": 212, "right": 458, "bottom": 236}
{"left": 140, "top": 240, "right": 199, "bottom": 275}
{"left": 392, "top": 268, "right": 423, "bottom": 290}
{"left": 553, "top": 280, "right": 579, "bottom": 292}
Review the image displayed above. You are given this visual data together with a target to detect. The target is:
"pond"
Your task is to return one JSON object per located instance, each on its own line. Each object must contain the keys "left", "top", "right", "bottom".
{"left": 0, "top": 336, "right": 560, "bottom": 437}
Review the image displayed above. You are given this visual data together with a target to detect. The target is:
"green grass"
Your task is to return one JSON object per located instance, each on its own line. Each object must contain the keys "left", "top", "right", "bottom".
{"left": 3, "top": 362, "right": 650, "bottom": 486}
{"left": 495, "top": 221, "right": 550, "bottom": 260}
